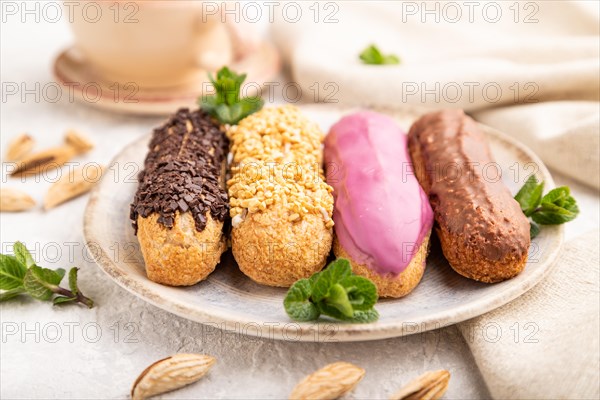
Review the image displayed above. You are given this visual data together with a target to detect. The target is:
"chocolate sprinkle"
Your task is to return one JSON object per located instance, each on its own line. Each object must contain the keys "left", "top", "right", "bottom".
{"left": 130, "top": 108, "right": 229, "bottom": 234}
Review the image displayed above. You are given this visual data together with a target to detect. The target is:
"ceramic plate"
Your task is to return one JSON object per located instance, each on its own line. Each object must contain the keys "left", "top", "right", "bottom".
{"left": 83, "top": 104, "right": 563, "bottom": 342}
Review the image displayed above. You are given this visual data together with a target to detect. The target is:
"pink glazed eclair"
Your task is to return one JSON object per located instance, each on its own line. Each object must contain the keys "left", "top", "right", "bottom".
{"left": 324, "top": 111, "right": 434, "bottom": 298}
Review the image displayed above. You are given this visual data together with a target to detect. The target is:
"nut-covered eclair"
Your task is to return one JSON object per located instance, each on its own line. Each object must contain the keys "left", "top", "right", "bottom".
{"left": 324, "top": 111, "right": 434, "bottom": 298}
{"left": 227, "top": 106, "right": 334, "bottom": 287}
{"left": 131, "top": 109, "right": 229, "bottom": 286}
{"left": 407, "top": 109, "right": 530, "bottom": 283}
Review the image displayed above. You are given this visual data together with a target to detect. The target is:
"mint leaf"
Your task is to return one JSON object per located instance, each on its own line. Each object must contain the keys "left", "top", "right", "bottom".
{"left": 236, "top": 97, "right": 264, "bottom": 120}
{"left": 68, "top": 268, "right": 79, "bottom": 296}
{"left": 315, "top": 301, "right": 347, "bottom": 320}
{"left": 515, "top": 176, "right": 544, "bottom": 216}
{"left": 214, "top": 103, "right": 234, "bottom": 124}
{"left": 326, "top": 283, "right": 354, "bottom": 317}
{"left": 209, "top": 67, "right": 247, "bottom": 106}
{"left": 2, "top": 243, "right": 94, "bottom": 308}
{"left": 541, "top": 186, "right": 570, "bottom": 204}
{"left": 53, "top": 296, "right": 76, "bottom": 305}
{"left": 359, "top": 45, "right": 383, "bottom": 64}
{"left": 540, "top": 186, "right": 578, "bottom": 212}
{"left": 532, "top": 202, "right": 579, "bottom": 225}
{"left": 359, "top": 45, "right": 401, "bottom": 65}
{"left": 346, "top": 309, "right": 380, "bottom": 323}
{"left": 311, "top": 259, "right": 352, "bottom": 302}
{"left": 317, "top": 303, "right": 380, "bottom": 323}
{"left": 531, "top": 186, "right": 579, "bottom": 225}
{"left": 23, "top": 266, "right": 63, "bottom": 301}
{"left": 339, "top": 275, "right": 378, "bottom": 311}
{"left": 308, "top": 271, "right": 321, "bottom": 288}
{"left": 284, "top": 279, "right": 320, "bottom": 321}
{"left": 530, "top": 221, "right": 540, "bottom": 238}
{"left": 199, "top": 67, "right": 264, "bottom": 125}
{"left": 13, "top": 242, "right": 36, "bottom": 269}
{"left": 55, "top": 268, "right": 66, "bottom": 282}
{"left": 515, "top": 181, "right": 579, "bottom": 236}
{"left": 0, "top": 288, "right": 24, "bottom": 302}
{"left": 199, "top": 95, "right": 219, "bottom": 114}
{"left": 284, "top": 258, "right": 379, "bottom": 324}
{"left": 0, "top": 254, "right": 26, "bottom": 290}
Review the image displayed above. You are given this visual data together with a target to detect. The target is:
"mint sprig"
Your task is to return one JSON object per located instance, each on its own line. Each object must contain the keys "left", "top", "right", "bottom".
{"left": 515, "top": 176, "right": 579, "bottom": 238}
{"left": 199, "top": 66, "right": 264, "bottom": 125}
{"left": 0, "top": 242, "right": 94, "bottom": 308}
{"left": 359, "top": 44, "right": 401, "bottom": 65}
{"left": 284, "top": 259, "right": 379, "bottom": 323}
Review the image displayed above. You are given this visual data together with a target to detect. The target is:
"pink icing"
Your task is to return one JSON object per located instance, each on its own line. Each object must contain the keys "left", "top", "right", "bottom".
{"left": 324, "top": 111, "right": 434, "bottom": 275}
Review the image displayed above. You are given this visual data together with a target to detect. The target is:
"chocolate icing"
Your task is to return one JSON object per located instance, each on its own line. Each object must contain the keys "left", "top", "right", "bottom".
{"left": 130, "top": 108, "right": 229, "bottom": 234}
{"left": 407, "top": 110, "right": 530, "bottom": 261}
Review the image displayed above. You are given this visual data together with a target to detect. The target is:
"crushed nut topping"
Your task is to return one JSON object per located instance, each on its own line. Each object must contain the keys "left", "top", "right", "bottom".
{"left": 227, "top": 106, "right": 334, "bottom": 227}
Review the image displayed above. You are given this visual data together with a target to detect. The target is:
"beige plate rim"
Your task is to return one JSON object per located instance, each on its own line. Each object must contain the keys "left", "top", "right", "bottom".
{"left": 83, "top": 104, "right": 563, "bottom": 342}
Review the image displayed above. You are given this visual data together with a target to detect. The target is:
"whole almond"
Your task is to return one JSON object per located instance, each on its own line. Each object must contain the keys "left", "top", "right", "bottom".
{"left": 5, "top": 133, "right": 35, "bottom": 161}
{"left": 44, "top": 165, "right": 104, "bottom": 209}
{"left": 10, "top": 131, "right": 93, "bottom": 176}
{"left": 0, "top": 188, "right": 36, "bottom": 212}
{"left": 389, "top": 370, "right": 450, "bottom": 400}
{"left": 131, "top": 354, "right": 216, "bottom": 400}
{"left": 65, "top": 129, "right": 94, "bottom": 153}
{"left": 10, "top": 146, "right": 78, "bottom": 176}
{"left": 289, "top": 362, "right": 365, "bottom": 400}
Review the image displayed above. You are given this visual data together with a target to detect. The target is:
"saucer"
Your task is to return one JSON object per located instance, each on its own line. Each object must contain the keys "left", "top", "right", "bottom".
{"left": 52, "top": 42, "right": 280, "bottom": 116}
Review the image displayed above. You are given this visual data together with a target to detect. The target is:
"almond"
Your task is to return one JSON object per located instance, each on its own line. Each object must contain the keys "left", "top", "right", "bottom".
{"left": 10, "top": 146, "right": 78, "bottom": 176}
{"left": 0, "top": 188, "right": 36, "bottom": 212}
{"left": 44, "top": 165, "right": 104, "bottom": 209}
{"left": 131, "top": 354, "right": 216, "bottom": 400}
{"left": 4, "top": 133, "right": 35, "bottom": 161}
{"left": 65, "top": 129, "right": 94, "bottom": 153}
{"left": 289, "top": 362, "right": 365, "bottom": 400}
{"left": 389, "top": 370, "right": 450, "bottom": 400}
{"left": 10, "top": 130, "right": 93, "bottom": 176}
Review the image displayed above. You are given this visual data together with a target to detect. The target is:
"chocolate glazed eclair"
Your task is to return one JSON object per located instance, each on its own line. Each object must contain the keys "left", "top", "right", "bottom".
{"left": 131, "top": 109, "right": 229, "bottom": 286}
{"left": 407, "top": 110, "right": 530, "bottom": 283}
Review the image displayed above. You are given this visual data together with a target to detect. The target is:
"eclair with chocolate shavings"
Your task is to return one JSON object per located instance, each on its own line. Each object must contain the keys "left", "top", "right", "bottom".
{"left": 131, "top": 109, "right": 229, "bottom": 286}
